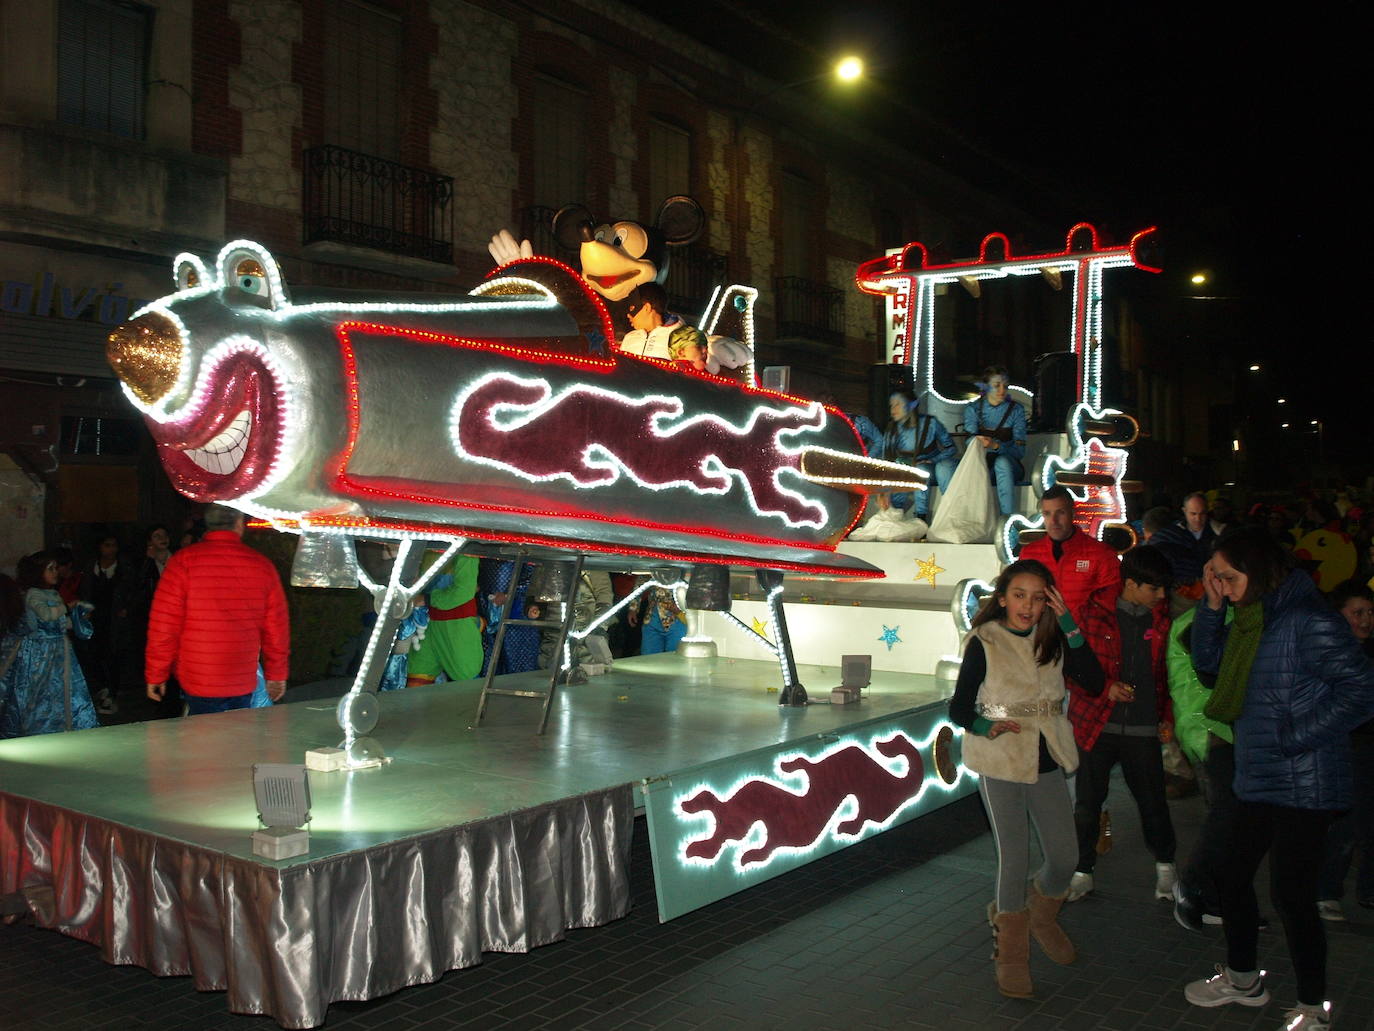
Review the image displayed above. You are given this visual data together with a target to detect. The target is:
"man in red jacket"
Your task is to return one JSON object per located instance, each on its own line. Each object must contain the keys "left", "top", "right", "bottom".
{"left": 1064, "top": 545, "right": 1177, "bottom": 903}
{"left": 145, "top": 505, "right": 289, "bottom": 715}
{"left": 1018, "top": 485, "right": 1120, "bottom": 621}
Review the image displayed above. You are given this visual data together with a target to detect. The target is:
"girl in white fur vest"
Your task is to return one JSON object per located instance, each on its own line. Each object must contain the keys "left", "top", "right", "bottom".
{"left": 949, "top": 558, "right": 1105, "bottom": 998}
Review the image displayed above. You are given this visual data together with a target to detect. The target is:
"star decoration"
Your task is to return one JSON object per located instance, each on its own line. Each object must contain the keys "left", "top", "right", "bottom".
{"left": 914, "top": 553, "right": 945, "bottom": 587}
{"left": 878, "top": 625, "right": 902, "bottom": 651}
{"left": 751, "top": 617, "right": 771, "bottom": 640}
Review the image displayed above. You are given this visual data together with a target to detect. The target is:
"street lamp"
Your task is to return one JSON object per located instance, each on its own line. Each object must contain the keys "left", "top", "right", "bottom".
{"left": 1190, "top": 272, "right": 1208, "bottom": 286}
{"left": 835, "top": 56, "right": 864, "bottom": 83}
{"left": 1248, "top": 364, "right": 1260, "bottom": 372}
{"left": 1277, "top": 397, "right": 1287, "bottom": 404}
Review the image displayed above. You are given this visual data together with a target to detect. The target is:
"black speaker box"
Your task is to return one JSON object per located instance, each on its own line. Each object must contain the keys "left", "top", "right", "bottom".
{"left": 1031, "top": 351, "right": 1076, "bottom": 433}
{"left": 868, "top": 363, "right": 915, "bottom": 426}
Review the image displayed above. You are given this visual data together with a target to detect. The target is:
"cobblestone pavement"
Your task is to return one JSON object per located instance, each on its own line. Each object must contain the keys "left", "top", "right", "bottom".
{"left": 5, "top": 775, "right": 1373, "bottom": 1030}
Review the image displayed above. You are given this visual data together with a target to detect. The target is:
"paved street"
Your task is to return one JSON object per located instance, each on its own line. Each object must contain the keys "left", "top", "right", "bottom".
{"left": 5, "top": 773, "right": 1373, "bottom": 1030}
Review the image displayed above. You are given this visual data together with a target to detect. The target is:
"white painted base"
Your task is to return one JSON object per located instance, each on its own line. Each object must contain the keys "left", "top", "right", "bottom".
{"left": 711, "top": 541, "right": 1003, "bottom": 675}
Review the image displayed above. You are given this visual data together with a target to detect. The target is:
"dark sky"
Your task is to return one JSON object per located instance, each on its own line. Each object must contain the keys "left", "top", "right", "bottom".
{"left": 651, "top": 2, "right": 1359, "bottom": 475}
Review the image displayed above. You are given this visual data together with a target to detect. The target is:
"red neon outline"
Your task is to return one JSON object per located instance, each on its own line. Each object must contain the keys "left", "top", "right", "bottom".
{"left": 262, "top": 515, "right": 878, "bottom": 579}
{"left": 481, "top": 254, "right": 619, "bottom": 348}
{"left": 331, "top": 322, "right": 866, "bottom": 550}
{"left": 854, "top": 223, "right": 1161, "bottom": 294}
{"left": 978, "top": 232, "right": 1013, "bottom": 263}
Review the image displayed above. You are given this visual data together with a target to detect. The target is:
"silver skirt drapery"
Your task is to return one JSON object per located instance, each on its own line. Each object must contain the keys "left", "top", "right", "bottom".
{"left": 0, "top": 783, "right": 634, "bottom": 1028}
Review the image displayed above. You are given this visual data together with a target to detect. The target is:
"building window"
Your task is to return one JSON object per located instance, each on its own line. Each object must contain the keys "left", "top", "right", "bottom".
{"left": 648, "top": 117, "right": 691, "bottom": 203}
{"left": 60, "top": 415, "right": 141, "bottom": 459}
{"left": 57, "top": 0, "right": 151, "bottom": 139}
{"left": 532, "top": 72, "right": 589, "bottom": 207}
{"left": 779, "top": 170, "right": 814, "bottom": 279}
{"left": 324, "top": 0, "right": 403, "bottom": 160}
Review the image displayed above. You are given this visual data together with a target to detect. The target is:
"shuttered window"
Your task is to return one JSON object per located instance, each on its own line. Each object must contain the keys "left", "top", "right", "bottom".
{"left": 648, "top": 118, "right": 691, "bottom": 204}
{"left": 532, "top": 73, "right": 589, "bottom": 207}
{"left": 323, "top": 0, "right": 403, "bottom": 160}
{"left": 56, "top": 0, "right": 151, "bottom": 139}
{"left": 779, "top": 171, "right": 813, "bottom": 279}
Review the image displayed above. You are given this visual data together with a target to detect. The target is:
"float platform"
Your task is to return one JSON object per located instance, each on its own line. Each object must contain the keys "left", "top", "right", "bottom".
{"left": 0, "top": 653, "right": 964, "bottom": 1028}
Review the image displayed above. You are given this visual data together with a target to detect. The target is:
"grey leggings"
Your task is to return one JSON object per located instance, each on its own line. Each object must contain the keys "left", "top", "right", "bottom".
{"left": 979, "top": 770, "right": 1078, "bottom": 912}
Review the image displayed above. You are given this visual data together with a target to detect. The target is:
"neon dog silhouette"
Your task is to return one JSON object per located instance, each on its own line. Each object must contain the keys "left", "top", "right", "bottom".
{"left": 679, "top": 732, "right": 925, "bottom": 867}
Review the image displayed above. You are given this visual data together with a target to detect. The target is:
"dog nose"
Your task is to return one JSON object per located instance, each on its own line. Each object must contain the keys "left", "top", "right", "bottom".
{"left": 107, "top": 311, "right": 182, "bottom": 404}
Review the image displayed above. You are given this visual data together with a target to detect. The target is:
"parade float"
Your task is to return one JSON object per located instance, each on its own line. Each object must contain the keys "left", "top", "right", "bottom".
{"left": 707, "top": 223, "right": 1157, "bottom": 677}
{"left": 0, "top": 215, "right": 1157, "bottom": 1029}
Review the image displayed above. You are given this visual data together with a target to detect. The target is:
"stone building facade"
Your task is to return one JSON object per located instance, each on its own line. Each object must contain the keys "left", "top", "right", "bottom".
{"left": 1, "top": 0, "right": 1044, "bottom": 553}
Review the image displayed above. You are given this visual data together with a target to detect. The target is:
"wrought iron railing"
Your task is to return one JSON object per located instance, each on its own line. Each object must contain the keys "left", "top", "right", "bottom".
{"left": 664, "top": 244, "right": 728, "bottom": 323}
{"left": 774, "top": 276, "right": 845, "bottom": 346}
{"left": 518, "top": 205, "right": 579, "bottom": 265}
{"left": 303, "top": 145, "right": 454, "bottom": 263}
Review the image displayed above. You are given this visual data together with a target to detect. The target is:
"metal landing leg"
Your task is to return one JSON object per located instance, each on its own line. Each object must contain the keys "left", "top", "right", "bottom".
{"left": 337, "top": 538, "right": 462, "bottom": 748}
{"left": 757, "top": 569, "right": 807, "bottom": 706}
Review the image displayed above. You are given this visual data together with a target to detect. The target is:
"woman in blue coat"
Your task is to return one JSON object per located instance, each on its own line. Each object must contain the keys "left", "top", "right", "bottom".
{"left": 1183, "top": 527, "right": 1374, "bottom": 1030}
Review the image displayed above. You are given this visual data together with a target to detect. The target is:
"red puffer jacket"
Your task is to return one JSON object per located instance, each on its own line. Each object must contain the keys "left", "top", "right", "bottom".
{"left": 145, "top": 531, "right": 289, "bottom": 696}
{"left": 1019, "top": 529, "right": 1120, "bottom": 622}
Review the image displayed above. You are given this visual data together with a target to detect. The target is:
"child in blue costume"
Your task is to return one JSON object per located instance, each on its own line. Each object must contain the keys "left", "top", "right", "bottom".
{"left": 0, "top": 551, "right": 100, "bottom": 738}
{"left": 961, "top": 366, "right": 1027, "bottom": 517}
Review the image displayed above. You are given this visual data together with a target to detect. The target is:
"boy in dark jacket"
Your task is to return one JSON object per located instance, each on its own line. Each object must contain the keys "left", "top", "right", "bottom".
{"left": 1065, "top": 545, "right": 1177, "bottom": 903}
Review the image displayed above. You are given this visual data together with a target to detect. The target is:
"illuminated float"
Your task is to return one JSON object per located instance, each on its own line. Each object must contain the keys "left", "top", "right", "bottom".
{"left": 104, "top": 238, "right": 923, "bottom": 735}
{"left": 706, "top": 224, "right": 1158, "bottom": 674}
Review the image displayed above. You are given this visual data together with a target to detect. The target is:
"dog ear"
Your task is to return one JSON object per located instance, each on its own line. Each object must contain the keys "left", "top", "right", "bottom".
{"left": 552, "top": 204, "right": 595, "bottom": 251}
{"left": 656, "top": 196, "right": 705, "bottom": 247}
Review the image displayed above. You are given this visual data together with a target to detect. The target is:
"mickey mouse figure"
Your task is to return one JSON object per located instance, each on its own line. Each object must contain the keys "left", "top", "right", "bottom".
{"left": 488, "top": 196, "right": 706, "bottom": 341}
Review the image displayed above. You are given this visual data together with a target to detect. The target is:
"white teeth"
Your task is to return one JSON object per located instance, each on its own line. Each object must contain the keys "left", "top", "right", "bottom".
{"left": 184, "top": 409, "right": 251, "bottom": 475}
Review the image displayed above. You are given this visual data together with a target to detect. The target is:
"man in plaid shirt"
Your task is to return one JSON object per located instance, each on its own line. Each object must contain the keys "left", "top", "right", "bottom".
{"left": 1064, "top": 545, "right": 1178, "bottom": 903}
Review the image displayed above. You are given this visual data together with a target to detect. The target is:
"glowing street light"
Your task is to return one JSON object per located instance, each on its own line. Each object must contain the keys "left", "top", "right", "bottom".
{"left": 1249, "top": 364, "right": 1261, "bottom": 372}
{"left": 835, "top": 56, "right": 864, "bottom": 82}
{"left": 1190, "top": 272, "right": 1208, "bottom": 286}
{"left": 1277, "top": 397, "right": 1287, "bottom": 404}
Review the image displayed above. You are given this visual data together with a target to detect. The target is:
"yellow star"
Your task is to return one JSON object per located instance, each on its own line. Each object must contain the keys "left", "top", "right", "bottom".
{"left": 750, "top": 617, "right": 771, "bottom": 640}
{"left": 914, "top": 553, "right": 945, "bottom": 587}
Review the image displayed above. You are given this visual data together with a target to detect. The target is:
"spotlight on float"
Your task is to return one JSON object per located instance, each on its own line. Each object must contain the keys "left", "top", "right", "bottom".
{"left": 251, "top": 763, "right": 311, "bottom": 860}
{"left": 680, "top": 563, "right": 731, "bottom": 659}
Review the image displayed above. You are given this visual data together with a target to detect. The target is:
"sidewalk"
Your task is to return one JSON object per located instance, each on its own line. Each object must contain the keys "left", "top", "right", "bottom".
{"left": 4, "top": 771, "right": 1372, "bottom": 1029}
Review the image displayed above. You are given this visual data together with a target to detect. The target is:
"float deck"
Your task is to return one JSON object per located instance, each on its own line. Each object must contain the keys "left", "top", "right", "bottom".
{"left": 0, "top": 653, "right": 955, "bottom": 1028}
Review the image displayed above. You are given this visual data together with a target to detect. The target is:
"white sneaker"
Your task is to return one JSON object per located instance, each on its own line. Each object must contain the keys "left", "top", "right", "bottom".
{"left": 1316, "top": 900, "right": 1345, "bottom": 922}
{"left": 1155, "top": 862, "right": 1178, "bottom": 901}
{"left": 1282, "top": 1001, "right": 1332, "bottom": 1030}
{"left": 1065, "top": 871, "right": 1093, "bottom": 902}
{"left": 1184, "top": 964, "right": 1270, "bottom": 1008}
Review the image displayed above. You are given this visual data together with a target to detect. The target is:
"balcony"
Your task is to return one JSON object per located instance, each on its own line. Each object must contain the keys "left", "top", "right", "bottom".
{"left": 303, "top": 145, "right": 454, "bottom": 264}
{"left": 664, "top": 244, "right": 728, "bottom": 323}
{"left": 774, "top": 276, "right": 845, "bottom": 347}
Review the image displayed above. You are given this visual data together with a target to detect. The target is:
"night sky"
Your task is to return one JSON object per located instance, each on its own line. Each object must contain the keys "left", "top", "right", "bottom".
{"left": 650, "top": 3, "right": 1360, "bottom": 479}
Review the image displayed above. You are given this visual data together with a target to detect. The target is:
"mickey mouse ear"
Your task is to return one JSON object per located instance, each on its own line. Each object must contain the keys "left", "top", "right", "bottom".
{"left": 552, "top": 204, "right": 595, "bottom": 251}
{"left": 657, "top": 195, "right": 705, "bottom": 246}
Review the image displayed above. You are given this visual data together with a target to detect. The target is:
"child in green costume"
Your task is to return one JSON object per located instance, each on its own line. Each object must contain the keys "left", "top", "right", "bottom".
{"left": 406, "top": 553, "right": 483, "bottom": 686}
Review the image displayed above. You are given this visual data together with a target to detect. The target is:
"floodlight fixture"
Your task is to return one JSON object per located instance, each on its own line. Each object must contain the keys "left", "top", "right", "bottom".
{"left": 251, "top": 762, "right": 312, "bottom": 860}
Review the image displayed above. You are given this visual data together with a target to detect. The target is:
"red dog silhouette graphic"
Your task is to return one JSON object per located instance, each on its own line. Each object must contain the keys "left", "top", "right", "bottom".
{"left": 679, "top": 732, "right": 925, "bottom": 867}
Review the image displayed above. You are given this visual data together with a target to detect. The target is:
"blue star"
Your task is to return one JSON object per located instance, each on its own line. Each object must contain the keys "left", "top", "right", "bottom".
{"left": 878, "top": 625, "right": 902, "bottom": 651}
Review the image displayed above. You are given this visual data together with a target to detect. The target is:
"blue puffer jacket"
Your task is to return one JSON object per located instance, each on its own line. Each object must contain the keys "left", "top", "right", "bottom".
{"left": 1192, "top": 570, "right": 1374, "bottom": 810}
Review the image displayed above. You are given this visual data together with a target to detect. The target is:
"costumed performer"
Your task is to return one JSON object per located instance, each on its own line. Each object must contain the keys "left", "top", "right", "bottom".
{"left": 477, "top": 558, "right": 541, "bottom": 675}
{"left": 948, "top": 559, "right": 1104, "bottom": 998}
{"left": 0, "top": 551, "right": 100, "bottom": 738}
{"left": 405, "top": 552, "right": 482, "bottom": 686}
{"left": 961, "top": 365, "right": 1027, "bottom": 517}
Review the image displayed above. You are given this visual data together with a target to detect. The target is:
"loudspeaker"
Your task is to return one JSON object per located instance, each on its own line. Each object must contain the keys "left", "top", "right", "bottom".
{"left": 868, "top": 363, "right": 915, "bottom": 426}
{"left": 1031, "top": 351, "right": 1076, "bottom": 432}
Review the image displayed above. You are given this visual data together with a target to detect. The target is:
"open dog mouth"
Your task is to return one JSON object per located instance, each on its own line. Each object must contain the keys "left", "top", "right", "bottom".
{"left": 146, "top": 351, "right": 281, "bottom": 501}
{"left": 184, "top": 409, "right": 252, "bottom": 474}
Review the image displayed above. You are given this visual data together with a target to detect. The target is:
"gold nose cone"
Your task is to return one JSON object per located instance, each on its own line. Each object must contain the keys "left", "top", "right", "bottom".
{"left": 107, "top": 312, "right": 182, "bottom": 404}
